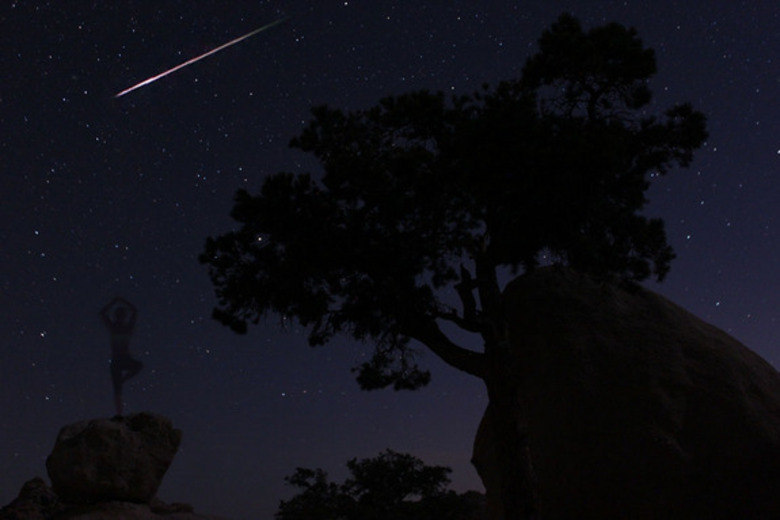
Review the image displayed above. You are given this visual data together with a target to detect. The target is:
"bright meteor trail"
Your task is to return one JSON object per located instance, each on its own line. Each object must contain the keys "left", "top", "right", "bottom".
{"left": 115, "top": 17, "right": 286, "bottom": 98}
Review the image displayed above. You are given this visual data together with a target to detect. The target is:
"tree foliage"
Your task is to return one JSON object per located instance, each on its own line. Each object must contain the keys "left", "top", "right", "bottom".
{"left": 200, "top": 14, "right": 707, "bottom": 390}
{"left": 275, "top": 450, "right": 484, "bottom": 520}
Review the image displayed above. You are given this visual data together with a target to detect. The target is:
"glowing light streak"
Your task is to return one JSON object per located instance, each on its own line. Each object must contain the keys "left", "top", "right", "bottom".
{"left": 115, "top": 17, "right": 286, "bottom": 98}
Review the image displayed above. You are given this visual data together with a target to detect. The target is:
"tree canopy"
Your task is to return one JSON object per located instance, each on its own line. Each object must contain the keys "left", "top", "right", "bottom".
{"left": 200, "top": 14, "right": 707, "bottom": 390}
{"left": 276, "top": 450, "right": 484, "bottom": 520}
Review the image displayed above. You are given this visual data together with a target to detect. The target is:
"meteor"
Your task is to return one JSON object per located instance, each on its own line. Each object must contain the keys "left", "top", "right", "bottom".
{"left": 115, "top": 17, "right": 287, "bottom": 98}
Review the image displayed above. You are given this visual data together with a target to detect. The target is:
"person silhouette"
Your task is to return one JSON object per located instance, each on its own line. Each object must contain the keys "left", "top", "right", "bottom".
{"left": 100, "top": 296, "right": 143, "bottom": 416}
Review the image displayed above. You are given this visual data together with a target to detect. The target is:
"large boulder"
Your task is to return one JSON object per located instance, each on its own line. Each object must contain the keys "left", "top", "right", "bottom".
{"left": 45, "top": 413, "right": 182, "bottom": 504}
{"left": 473, "top": 267, "right": 780, "bottom": 519}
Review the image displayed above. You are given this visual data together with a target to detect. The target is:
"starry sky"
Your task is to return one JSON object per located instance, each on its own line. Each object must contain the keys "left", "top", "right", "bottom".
{"left": 1, "top": 1, "right": 777, "bottom": 519}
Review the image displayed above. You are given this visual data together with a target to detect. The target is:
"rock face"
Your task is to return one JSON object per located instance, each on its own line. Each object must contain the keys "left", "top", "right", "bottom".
{"left": 0, "top": 479, "right": 218, "bottom": 520}
{"left": 0, "top": 477, "right": 65, "bottom": 520}
{"left": 45, "top": 413, "right": 182, "bottom": 504}
{"left": 473, "top": 267, "right": 780, "bottom": 519}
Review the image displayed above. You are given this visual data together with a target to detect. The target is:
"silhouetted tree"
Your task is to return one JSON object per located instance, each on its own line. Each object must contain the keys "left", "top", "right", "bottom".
{"left": 202, "top": 14, "right": 707, "bottom": 520}
{"left": 276, "top": 450, "right": 484, "bottom": 520}
{"left": 275, "top": 468, "right": 350, "bottom": 520}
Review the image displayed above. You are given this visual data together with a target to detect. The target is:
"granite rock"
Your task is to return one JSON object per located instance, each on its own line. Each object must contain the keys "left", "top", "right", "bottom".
{"left": 45, "top": 413, "right": 182, "bottom": 504}
{"left": 473, "top": 267, "right": 780, "bottom": 519}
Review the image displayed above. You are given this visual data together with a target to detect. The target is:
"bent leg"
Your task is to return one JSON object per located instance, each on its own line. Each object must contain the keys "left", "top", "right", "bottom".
{"left": 122, "top": 357, "right": 144, "bottom": 383}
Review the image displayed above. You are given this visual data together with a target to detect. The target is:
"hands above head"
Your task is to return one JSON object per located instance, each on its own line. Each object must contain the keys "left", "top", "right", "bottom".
{"left": 101, "top": 296, "right": 137, "bottom": 316}
{"left": 113, "top": 296, "right": 133, "bottom": 307}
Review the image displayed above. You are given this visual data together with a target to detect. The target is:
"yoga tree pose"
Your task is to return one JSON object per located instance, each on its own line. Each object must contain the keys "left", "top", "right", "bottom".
{"left": 100, "top": 296, "right": 143, "bottom": 416}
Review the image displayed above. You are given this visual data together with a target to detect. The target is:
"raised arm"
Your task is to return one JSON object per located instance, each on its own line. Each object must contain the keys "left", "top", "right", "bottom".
{"left": 100, "top": 297, "right": 121, "bottom": 328}
{"left": 100, "top": 297, "right": 138, "bottom": 328}
{"left": 115, "top": 297, "right": 138, "bottom": 328}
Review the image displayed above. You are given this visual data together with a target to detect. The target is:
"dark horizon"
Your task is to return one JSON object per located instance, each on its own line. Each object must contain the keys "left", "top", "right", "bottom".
{"left": 1, "top": 2, "right": 777, "bottom": 519}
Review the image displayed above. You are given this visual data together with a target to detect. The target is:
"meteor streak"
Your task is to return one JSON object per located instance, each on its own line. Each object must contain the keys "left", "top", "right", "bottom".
{"left": 115, "top": 17, "right": 286, "bottom": 98}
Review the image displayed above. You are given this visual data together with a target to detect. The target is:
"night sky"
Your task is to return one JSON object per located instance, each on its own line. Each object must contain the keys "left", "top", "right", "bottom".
{"left": 1, "top": 2, "right": 777, "bottom": 519}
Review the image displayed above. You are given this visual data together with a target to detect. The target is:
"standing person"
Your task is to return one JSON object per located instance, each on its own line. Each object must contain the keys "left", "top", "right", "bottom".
{"left": 100, "top": 296, "right": 143, "bottom": 416}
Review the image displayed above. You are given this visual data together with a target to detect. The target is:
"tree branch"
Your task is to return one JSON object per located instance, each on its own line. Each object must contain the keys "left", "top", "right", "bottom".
{"left": 455, "top": 264, "right": 478, "bottom": 323}
{"left": 434, "top": 309, "right": 482, "bottom": 334}
{"left": 473, "top": 236, "right": 507, "bottom": 349}
{"left": 405, "top": 318, "right": 486, "bottom": 379}
{"left": 474, "top": 242, "right": 502, "bottom": 321}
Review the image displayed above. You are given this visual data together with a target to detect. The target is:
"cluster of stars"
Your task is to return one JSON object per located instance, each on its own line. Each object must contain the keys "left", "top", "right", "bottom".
{"left": 1, "top": 3, "right": 776, "bottom": 519}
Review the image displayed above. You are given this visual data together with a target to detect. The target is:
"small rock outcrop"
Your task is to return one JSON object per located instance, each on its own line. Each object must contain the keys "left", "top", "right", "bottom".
{"left": 0, "top": 481, "right": 210, "bottom": 520}
{"left": 45, "top": 413, "right": 181, "bottom": 504}
{"left": 0, "top": 477, "right": 65, "bottom": 520}
{"left": 473, "top": 267, "right": 780, "bottom": 519}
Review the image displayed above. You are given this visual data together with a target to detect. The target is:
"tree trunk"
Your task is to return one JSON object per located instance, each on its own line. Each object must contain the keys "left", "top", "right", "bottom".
{"left": 473, "top": 362, "right": 540, "bottom": 520}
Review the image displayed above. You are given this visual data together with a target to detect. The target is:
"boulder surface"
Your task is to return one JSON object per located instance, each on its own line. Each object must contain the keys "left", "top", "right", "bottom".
{"left": 45, "top": 413, "right": 182, "bottom": 504}
{"left": 473, "top": 267, "right": 780, "bottom": 519}
{"left": 0, "top": 479, "right": 224, "bottom": 520}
